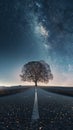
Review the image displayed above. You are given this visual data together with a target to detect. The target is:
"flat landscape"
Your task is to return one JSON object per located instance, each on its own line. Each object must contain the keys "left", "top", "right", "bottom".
{"left": 0, "top": 86, "right": 73, "bottom": 130}
{"left": 42, "top": 86, "right": 73, "bottom": 96}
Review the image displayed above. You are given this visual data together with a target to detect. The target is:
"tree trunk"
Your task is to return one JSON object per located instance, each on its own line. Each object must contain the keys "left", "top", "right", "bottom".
{"left": 35, "top": 81, "right": 37, "bottom": 86}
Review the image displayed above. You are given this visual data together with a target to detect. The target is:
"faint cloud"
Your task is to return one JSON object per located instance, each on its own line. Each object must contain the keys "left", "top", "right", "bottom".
{"left": 44, "top": 43, "right": 51, "bottom": 50}
{"left": 68, "top": 64, "right": 73, "bottom": 72}
{"left": 35, "top": 2, "right": 41, "bottom": 8}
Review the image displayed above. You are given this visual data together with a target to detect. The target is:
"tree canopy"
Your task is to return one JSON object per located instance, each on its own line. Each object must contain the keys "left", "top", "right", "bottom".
{"left": 20, "top": 61, "right": 53, "bottom": 86}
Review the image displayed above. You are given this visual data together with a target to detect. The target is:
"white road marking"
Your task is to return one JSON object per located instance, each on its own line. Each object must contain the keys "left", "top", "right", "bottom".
{"left": 32, "top": 87, "right": 39, "bottom": 120}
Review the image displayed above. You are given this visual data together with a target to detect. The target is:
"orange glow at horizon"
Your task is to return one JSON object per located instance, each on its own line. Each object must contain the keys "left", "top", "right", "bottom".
{"left": 0, "top": 80, "right": 73, "bottom": 87}
{"left": 0, "top": 64, "right": 73, "bottom": 87}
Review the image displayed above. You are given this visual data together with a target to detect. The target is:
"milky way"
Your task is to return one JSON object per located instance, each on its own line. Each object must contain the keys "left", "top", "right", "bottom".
{"left": 0, "top": 0, "right": 73, "bottom": 86}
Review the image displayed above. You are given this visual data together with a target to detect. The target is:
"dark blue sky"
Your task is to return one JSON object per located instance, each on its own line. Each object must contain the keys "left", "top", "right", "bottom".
{"left": 0, "top": 0, "right": 73, "bottom": 86}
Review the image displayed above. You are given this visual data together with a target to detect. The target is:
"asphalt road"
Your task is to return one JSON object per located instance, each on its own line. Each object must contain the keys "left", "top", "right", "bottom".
{"left": 0, "top": 87, "right": 73, "bottom": 130}
{"left": 0, "top": 87, "right": 34, "bottom": 130}
{"left": 38, "top": 88, "right": 73, "bottom": 130}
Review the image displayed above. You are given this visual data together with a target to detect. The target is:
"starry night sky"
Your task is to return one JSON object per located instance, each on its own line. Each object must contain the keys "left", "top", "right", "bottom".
{"left": 0, "top": 0, "right": 73, "bottom": 86}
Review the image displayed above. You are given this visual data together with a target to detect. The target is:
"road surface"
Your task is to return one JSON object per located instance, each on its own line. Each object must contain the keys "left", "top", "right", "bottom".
{"left": 0, "top": 87, "right": 73, "bottom": 130}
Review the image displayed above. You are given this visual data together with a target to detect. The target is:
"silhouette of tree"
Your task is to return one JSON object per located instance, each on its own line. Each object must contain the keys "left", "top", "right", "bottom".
{"left": 20, "top": 61, "right": 53, "bottom": 86}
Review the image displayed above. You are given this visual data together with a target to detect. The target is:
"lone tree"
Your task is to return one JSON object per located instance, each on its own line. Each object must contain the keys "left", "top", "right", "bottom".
{"left": 20, "top": 61, "right": 53, "bottom": 86}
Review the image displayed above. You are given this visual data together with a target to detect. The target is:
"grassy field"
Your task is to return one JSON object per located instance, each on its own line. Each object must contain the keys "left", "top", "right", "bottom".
{"left": 0, "top": 86, "right": 30, "bottom": 96}
{"left": 41, "top": 86, "right": 73, "bottom": 97}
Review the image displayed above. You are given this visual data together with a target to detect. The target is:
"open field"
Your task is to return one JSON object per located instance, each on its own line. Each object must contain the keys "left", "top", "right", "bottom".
{"left": 41, "top": 86, "right": 73, "bottom": 97}
{"left": 0, "top": 86, "right": 30, "bottom": 96}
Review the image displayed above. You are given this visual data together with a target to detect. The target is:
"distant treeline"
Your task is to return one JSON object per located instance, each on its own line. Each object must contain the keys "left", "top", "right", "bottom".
{"left": 42, "top": 87, "right": 73, "bottom": 97}
{"left": 0, "top": 86, "right": 29, "bottom": 96}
